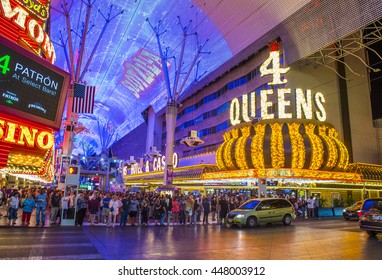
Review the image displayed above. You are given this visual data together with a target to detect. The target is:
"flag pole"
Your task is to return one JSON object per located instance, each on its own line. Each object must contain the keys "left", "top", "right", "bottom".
{"left": 62, "top": 85, "right": 76, "bottom": 155}
{"left": 62, "top": 2, "right": 93, "bottom": 156}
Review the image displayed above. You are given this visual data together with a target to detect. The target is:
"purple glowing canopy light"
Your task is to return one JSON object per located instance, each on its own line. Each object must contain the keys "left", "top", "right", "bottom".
{"left": 49, "top": 0, "right": 231, "bottom": 155}
{"left": 49, "top": 0, "right": 309, "bottom": 155}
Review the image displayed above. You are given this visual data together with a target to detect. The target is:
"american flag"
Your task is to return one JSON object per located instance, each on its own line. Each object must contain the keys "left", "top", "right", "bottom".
{"left": 72, "top": 83, "right": 96, "bottom": 114}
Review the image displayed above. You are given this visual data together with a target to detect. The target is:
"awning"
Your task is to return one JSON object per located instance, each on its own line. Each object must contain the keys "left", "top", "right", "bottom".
{"left": 347, "top": 163, "right": 382, "bottom": 181}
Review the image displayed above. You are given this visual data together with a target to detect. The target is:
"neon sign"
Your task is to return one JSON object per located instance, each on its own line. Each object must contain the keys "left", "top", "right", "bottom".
{"left": 0, "top": 0, "right": 55, "bottom": 63}
{"left": 0, "top": 117, "right": 54, "bottom": 150}
{"left": 230, "top": 47, "right": 326, "bottom": 125}
{"left": 128, "top": 153, "right": 179, "bottom": 175}
{"left": 15, "top": 0, "right": 49, "bottom": 20}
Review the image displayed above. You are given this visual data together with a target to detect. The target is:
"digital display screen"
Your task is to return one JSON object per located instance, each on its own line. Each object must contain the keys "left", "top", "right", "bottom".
{"left": 0, "top": 36, "right": 69, "bottom": 129}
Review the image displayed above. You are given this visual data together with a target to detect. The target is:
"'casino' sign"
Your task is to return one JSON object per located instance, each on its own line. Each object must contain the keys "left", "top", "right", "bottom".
{"left": 0, "top": 116, "right": 54, "bottom": 150}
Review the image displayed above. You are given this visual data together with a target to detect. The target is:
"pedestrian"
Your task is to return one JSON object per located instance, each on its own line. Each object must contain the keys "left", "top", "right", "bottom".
{"left": 211, "top": 196, "right": 217, "bottom": 221}
{"left": 148, "top": 198, "right": 154, "bottom": 219}
{"left": 129, "top": 195, "right": 140, "bottom": 226}
{"left": 120, "top": 194, "right": 130, "bottom": 227}
{"left": 202, "top": 198, "right": 211, "bottom": 225}
{"left": 7, "top": 187, "right": 19, "bottom": 219}
{"left": 108, "top": 195, "right": 122, "bottom": 227}
{"left": 76, "top": 192, "right": 88, "bottom": 226}
{"left": 49, "top": 191, "right": 61, "bottom": 225}
{"left": 178, "top": 197, "right": 186, "bottom": 225}
{"left": 300, "top": 198, "right": 307, "bottom": 219}
{"left": 196, "top": 197, "right": 202, "bottom": 222}
{"left": 171, "top": 197, "right": 180, "bottom": 225}
{"left": 165, "top": 194, "right": 172, "bottom": 225}
{"left": 21, "top": 192, "right": 36, "bottom": 226}
{"left": 314, "top": 196, "right": 320, "bottom": 218}
{"left": 101, "top": 193, "right": 111, "bottom": 224}
{"left": 35, "top": 188, "right": 48, "bottom": 226}
{"left": 141, "top": 199, "right": 149, "bottom": 225}
{"left": 153, "top": 198, "right": 162, "bottom": 225}
{"left": 61, "top": 192, "right": 70, "bottom": 220}
{"left": 7, "top": 190, "right": 20, "bottom": 226}
{"left": 186, "top": 196, "right": 194, "bottom": 225}
{"left": 159, "top": 198, "right": 167, "bottom": 225}
{"left": 219, "top": 196, "right": 229, "bottom": 224}
{"left": 67, "top": 191, "right": 76, "bottom": 219}
{"left": 88, "top": 194, "right": 100, "bottom": 225}
{"left": 193, "top": 198, "right": 201, "bottom": 225}
{"left": 307, "top": 196, "right": 315, "bottom": 218}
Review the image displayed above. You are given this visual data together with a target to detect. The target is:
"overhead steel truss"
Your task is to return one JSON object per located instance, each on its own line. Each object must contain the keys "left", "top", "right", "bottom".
{"left": 303, "top": 19, "right": 382, "bottom": 79}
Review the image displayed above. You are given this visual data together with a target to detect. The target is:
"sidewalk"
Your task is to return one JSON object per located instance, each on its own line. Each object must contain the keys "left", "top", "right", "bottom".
{"left": 0, "top": 205, "right": 343, "bottom": 228}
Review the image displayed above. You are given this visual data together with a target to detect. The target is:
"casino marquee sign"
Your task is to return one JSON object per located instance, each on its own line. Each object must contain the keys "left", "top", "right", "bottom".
{"left": 0, "top": 113, "right": 55, "bottom": 181}
{"left": 208, "top": 41, "right": 362, "bottom": 183}
{"left": 0, "top": 0, "right": 55, "bottom": 63}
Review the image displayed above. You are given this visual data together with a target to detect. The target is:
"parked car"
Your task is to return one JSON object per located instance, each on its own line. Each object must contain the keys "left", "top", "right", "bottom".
{"left": 225, "top": 198, "right": 296, "bottom": 228}
{"left": 358, "top": 198, "right": 382, "bottom": 236}
{"left": 343, "top": 200, "right": 363, "bottom": 220}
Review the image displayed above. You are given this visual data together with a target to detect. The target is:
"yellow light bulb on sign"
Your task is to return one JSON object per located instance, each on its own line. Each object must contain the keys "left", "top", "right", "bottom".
{"left": 260, "top": 50, "right": 290, "bottom": 85}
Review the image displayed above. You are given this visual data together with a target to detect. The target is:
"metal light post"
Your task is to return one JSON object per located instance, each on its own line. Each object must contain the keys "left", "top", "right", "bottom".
{"left": 56, "top": 0, "right": 123, "bottom": 156}
{"left": 164, "top": 102, "right": 177, "bottom": 185}
{"left": 147, "top": 17, "right": 209, "bottom": 186}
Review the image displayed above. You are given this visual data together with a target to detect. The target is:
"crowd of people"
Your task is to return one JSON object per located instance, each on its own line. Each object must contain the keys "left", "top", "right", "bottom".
{"left": 0, "top": 186, "right": 320, "bottom": 227}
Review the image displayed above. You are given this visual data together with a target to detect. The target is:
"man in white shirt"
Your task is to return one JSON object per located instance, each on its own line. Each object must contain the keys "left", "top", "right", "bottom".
{"left": 307, "top": 196, "right": 315, "bottom": 218}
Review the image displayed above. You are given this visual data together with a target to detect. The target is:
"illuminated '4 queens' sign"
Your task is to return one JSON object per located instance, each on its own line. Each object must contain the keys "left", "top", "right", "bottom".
{"left": 230, "top": 42, "right": 326, "bottom": 125}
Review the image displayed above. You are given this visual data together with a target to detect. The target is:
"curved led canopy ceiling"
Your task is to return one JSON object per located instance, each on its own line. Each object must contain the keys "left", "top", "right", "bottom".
{"left": 49, "top": 0, "right": 310, "bottom": 155}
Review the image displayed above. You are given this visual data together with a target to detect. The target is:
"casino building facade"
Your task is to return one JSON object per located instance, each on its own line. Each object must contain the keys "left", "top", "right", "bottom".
{"left": 116, "top": 1, "right": 382, "bottom": 205}
{"left": 0, "top": 1, "right": 69, "bottom": 186}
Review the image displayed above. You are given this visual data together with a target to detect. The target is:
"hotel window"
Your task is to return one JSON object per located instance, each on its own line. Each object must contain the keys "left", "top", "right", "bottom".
{"left": 176, "top": 102, "right": 230, "bottom": 132}
{"left": 176, "top": 62, "right": 264, "bottom": 120}
{"left": 217, "top": 102, "right": 229, "bottom": 115}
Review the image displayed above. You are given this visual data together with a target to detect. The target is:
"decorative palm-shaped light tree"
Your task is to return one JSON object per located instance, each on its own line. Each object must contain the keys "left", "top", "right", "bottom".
{"left": 147, "top": 16, "right": 209, "bottom": 185}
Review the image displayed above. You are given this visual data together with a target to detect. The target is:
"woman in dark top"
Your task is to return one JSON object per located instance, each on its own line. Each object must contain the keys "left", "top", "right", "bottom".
{"left": 141, "top": 199, "right": 149, "bottom": 225}
{"left": 153, "top": 198, "right": 162, "bottom": 225}
{"left": 202, "top": 198, "right": 211, "bottom": 225}
{"left": 229, "top": 197, "right": 236, "bottom": 212}
{"left": 76, "top": 193, "right": 88, "bottom": 226}
{"left": 219, "top": 197, "right": 229, "bottom": 224}
{"left": 211, "top": 197, "right": 217, "bottom": 221}
{"left": 88, "top": 195, "right": 100, "bottom": 225}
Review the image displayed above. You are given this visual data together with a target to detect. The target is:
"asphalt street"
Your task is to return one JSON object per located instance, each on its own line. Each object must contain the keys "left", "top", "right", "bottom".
{"left": 0, "top": 217, "right": 381, "bottom": 260}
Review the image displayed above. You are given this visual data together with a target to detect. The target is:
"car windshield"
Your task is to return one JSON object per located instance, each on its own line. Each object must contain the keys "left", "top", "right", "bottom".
{"left": 363, "top": 199, "right": 382, "bottom": 212}
{"left": 238, "top": 200, "right": 260, "bottom": 209}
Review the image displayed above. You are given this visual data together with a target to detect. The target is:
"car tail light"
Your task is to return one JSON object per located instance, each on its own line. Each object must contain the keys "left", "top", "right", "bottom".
{"left": 358, "top": 210, "right": 363, "bottom": 218}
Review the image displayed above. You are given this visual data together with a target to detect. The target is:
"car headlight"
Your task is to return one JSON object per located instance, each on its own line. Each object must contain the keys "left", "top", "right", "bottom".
{"left": 343, "top": 209, "right": 346, "bottom": 212}
{"left": 235, "top": 214, "right": 245, "bottom": 219}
